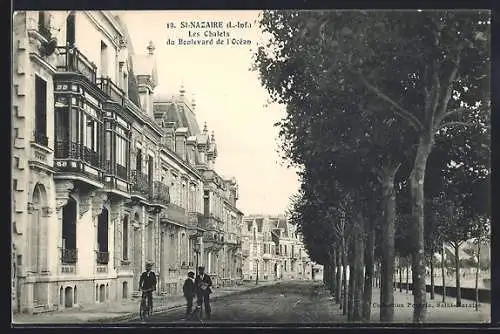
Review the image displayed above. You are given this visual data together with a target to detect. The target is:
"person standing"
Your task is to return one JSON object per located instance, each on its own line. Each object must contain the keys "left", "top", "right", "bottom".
{"left": 195, "top": 266, "right": 212, "bottom": 319}
{"left": 183, "top": 271, "right": 196, "bottom": 319}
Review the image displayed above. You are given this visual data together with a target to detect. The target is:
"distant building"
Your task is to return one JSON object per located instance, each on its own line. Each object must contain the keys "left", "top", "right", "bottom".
{"left": 241, "top": 215, "right": 322, "bottom": 281}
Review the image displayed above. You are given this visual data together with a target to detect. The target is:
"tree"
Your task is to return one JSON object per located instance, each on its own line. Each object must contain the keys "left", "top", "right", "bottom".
{"left": 255, "top": 9, "right": 490, "bottom": 323}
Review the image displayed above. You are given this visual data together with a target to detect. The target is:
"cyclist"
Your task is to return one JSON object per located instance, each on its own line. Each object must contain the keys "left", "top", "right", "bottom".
{"left": 139, "top": 261, "right": 157, "bottom": 315}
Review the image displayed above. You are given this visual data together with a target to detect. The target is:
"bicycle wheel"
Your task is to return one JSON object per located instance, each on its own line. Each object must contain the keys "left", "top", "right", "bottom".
{"left": 139, "top": 300, "right": 145, "bottom": 321}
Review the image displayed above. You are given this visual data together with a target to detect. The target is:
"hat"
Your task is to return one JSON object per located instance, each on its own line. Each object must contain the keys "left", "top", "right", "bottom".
{"left": 198, "top": 266, "right": 205, "bottom": 271}
{"left": 146, "top": 261, "right": 154, "bottom": 267}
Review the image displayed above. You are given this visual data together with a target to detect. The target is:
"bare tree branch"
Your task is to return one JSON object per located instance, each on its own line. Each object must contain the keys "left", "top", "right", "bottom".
{"left": 438, "top": 121, "right": 474, "bottom": 130}
{"left": 357, "top": 72, "right": 424, "bottom": 132}
{"left": 434, "top": 51, "right": 461, "bottom": 127}
{"left": 434, "top": 106, "right": 467, "bottom": 131}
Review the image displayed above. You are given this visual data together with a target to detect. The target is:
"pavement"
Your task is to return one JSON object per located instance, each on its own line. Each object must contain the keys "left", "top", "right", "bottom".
{"left": 12, "top": 280, "right": 278, "bottom": 324}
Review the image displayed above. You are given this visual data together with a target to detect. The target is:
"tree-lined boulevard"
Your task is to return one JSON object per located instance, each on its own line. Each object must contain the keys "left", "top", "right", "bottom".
{"left": 254, "top": 10, "right": 490, "bottom": 323}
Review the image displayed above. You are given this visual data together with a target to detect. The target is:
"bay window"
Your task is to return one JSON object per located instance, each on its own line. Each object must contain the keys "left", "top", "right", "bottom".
{"left": 54, "top": 83, "right": 103, "bottom": 167}
{"left": 103, "top": 113, "right": 130, "bottom": 180}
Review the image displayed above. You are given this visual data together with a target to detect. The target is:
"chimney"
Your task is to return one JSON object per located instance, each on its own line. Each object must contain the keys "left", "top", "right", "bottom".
{"left": 175, "top": 128, "right": 188, "bottom": 160}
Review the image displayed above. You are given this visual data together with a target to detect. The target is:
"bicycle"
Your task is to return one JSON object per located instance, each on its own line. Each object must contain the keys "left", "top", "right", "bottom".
{"left": 139, "top": 288, "right": 154, "bottom": 321}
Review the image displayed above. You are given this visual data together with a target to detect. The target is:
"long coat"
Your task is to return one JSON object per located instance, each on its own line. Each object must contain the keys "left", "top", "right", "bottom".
{"left": 195, "top": 274, "right": 213, "bottom": 295}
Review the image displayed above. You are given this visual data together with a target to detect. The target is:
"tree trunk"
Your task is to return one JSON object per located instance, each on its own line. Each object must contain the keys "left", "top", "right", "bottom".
{"left": 331, "top": 249, "right": 337, "bottom": 297}
{"left": 475, "top": 238, "right": 481, "bottom": 311}
{"left": 342, "top": 238, "right": 348, "bottom": 315}
{"left": 454, "top": 241, "right": 462, "bottom": 307}
{"left": 441, "top": 243, "right": 446, "bottom": 303}
{"left": 379, "top": 164, "right": 399, "bottom": 322}
{"left": 336, "top": 245, "right": 342, "bottom": 304}
{"left": 353, "top": 218, "right": 365, "bottom": 321}
{"left": 409, "top": 136, "right": 433, "bottom": 323}
{"left": 348, "top": 241, "right": 355, "bottom": 320}
{"left": 363, "top": 222, "right": 375, "bottom": 321}
{"left": 399, "top": 260, "right": 403, "bottom": 292}
{"left": 406, "top": 263, "right": 409, "bottom": 294}
{"left": 430, "top": 254, "right": 435, "bottom": 300}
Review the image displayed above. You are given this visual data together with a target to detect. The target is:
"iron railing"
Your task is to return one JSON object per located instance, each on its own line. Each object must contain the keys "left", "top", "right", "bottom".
{"left": 61, "top": 248, "right": 78, "bottom": 264}
{"left": 151, "top": 181, "right": 170, "bottom": 206}
{"left": 116, "top": 164, "right": 128, "bottom": 180}
{"left": 55, "top": 140, "right": 100, "bottom": 169}
{"left": 130, "top": 170, "right": 150, "bottom": 195}
{"left": 82, "top": 146, "right": 100, "bottom": 167}
{"left": 56, "top": 46, "right": 97, "bottom": 83}
{"left": 96, "top": 251, "right": 109, "bottom": 264}
{"left": 163, "top": 203, "right": 187, "bottom": 225}
{"left": 98, "top": 77, "right": 125, "bottom": 105}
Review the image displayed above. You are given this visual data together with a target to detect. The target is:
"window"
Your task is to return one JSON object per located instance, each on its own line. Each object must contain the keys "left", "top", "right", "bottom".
{"left": 35, "top": 75, "right": 48, "bottom": 146}
{"left": 115, "top": 127, "right": 128, "bottom": 168}
{"left": 136, "top": 148, "right": 142, "bottom": 172}
{"left": 122, "top": 216, "right": 128, "bottom": 260}
{"left": 38, "top": 12, "right": 51, "bottom": 39}
{"left": 100, "top": 41, "right": 108, "bottom": 78}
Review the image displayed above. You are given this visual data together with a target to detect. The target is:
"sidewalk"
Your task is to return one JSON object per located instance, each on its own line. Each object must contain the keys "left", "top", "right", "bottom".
{"left": 12, "top": 280, "right": 277, "bottom": 324}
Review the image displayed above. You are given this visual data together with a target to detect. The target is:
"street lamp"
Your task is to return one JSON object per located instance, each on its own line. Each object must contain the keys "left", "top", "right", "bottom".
{"left": 256, "top": 259, "right": 259, "bottom": 285}
{"left": 194, "top": 241, "right": 201, "bottom": 276}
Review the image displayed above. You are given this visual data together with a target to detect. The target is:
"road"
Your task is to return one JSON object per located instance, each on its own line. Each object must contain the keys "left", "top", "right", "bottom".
{"left": 123, "top": 280, "right": 489, "bottom": 324}
{"left": 126, "top": 281, "right": 344, "bottom": 324}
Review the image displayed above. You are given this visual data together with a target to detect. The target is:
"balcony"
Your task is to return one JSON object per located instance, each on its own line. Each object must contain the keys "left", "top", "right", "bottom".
{"left": 117, "top": 164, "right": 128, "bottom": 180}
{"left": 151, "top": 181, "right": 170, "bottom": 207}
{"left": 56, "top": 46, "right": 97, "bottom": 83}
{"left": 96, "top": 251, "right": 109, "bottom": 265}
{"left": 54, "top": 140, "right": 100, "bottom": 170}
{"left": 130, "top": 170, "right": 150, "bottom": 197}
{"left": 61, "top": 248, "right": 77, "bottom": 264}
{"left": 98, "top": 77, "right": 125, "bottom": 106}
{"left": 161, "top": 202, "right": 187, "bottom": 225}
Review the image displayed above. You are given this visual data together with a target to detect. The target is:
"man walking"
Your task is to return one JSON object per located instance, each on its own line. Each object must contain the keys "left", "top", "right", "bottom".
{"left": 195, "top": 266, "right": 212, "bottom": 319}
{"left": 183, "top": 271, "right": 196, "bottom": 319}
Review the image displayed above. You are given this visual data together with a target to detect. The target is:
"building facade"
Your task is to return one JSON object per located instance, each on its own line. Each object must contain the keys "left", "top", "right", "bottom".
{"left": 12, "top": 10, "right": 243, "bottom": 314}
{"left": 241, "top": 215, "right": 322, "bottom": 282}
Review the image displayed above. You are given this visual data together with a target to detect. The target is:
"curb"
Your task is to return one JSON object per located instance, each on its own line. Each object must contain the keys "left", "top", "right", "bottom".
{"left": 91, "top": 282, "right": 278, "bottom": 323}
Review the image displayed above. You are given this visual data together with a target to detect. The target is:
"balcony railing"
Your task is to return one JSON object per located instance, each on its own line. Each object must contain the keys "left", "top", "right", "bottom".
{"left": 61, "top": 248, "right": 78, "bottom": 264}
{"left": 116, "top": 164, "right": 128, "bottom": 180}
{"left": 56, "top": 46, "right": 97, "bottom": 83}
{"left": 33, "top": 130, "right": 49, "bottom": 147}
{"left": 131, "top": 170, "right": 150, "bottom": 195}
{"left": 82, "top": 146, "right": 100, "bottom": 166}
{"left": 96, "top": 251, "right": 109, "bottom": 264}
{"left": 54, "top": 140, "right": 101, "bottom": 169}
{"left": 98, "top": 77, "right": 125, "bottom": 105}
{"left": 164, "top": 203, "right": 187, "bottom": 225}
{"left": 151, "top": 181, "right": 170, "bottom": 206}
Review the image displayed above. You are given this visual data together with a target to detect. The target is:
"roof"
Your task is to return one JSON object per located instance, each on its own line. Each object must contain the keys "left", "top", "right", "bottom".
{"left": 131, "top": 54, "right": 158, "bottom": 87}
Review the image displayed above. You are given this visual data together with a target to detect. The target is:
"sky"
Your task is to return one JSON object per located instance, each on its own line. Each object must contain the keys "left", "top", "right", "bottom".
{"left": 120, "top": 10, "right": 300, "bottom": 216}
